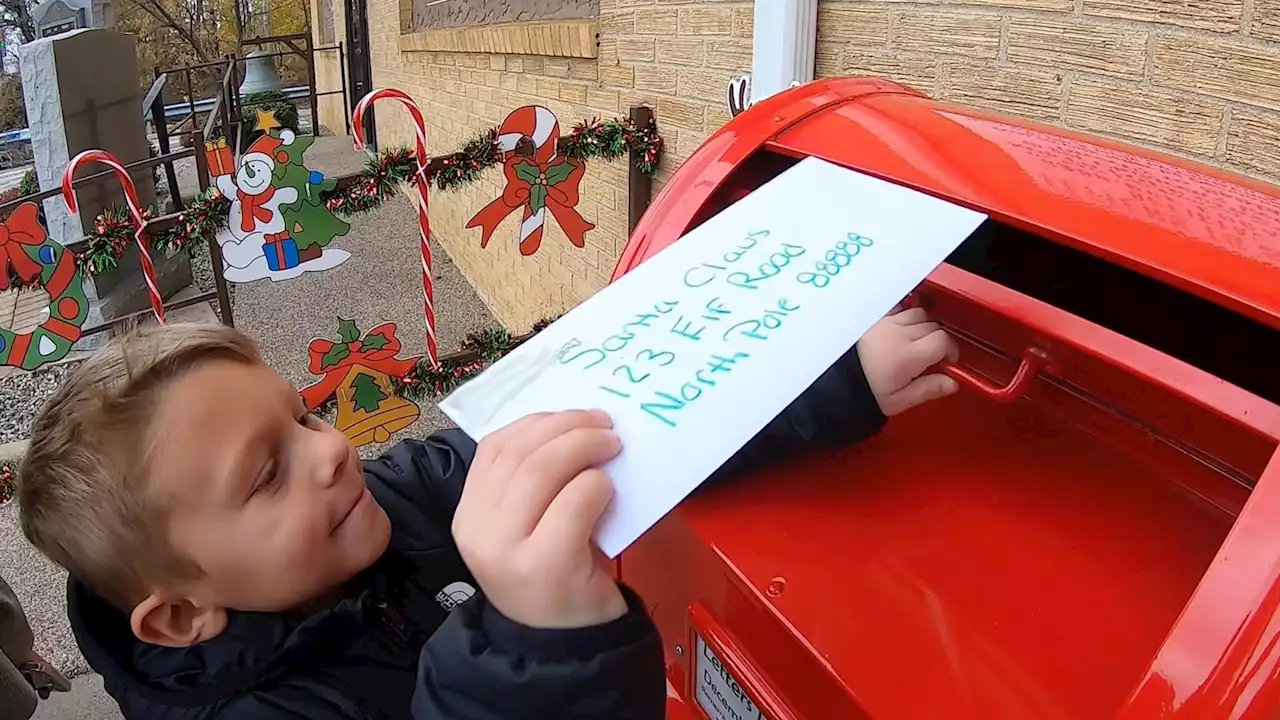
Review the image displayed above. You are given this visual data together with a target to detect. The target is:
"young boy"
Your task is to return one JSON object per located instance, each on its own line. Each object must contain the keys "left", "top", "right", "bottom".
{"left": 17, "top": 307, "right": 957, "bottom": 720}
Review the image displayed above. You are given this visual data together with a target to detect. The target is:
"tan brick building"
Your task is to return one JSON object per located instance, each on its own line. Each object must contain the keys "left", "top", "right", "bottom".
{"left": 313, "top": 0, "right": 1280, "bottom": 330}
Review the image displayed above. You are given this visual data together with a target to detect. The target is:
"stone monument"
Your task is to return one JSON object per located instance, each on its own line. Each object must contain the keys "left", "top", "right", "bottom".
{"left": 20, "top": 28, "right": 190, "bottom": 342}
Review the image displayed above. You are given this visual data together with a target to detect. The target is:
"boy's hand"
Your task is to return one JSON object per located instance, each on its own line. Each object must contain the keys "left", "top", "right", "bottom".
{"left": 858, "top": 307, "right": 961, "bottom": 417}
{"left": 453, "top": 410, "right": 628, "bottom": 629}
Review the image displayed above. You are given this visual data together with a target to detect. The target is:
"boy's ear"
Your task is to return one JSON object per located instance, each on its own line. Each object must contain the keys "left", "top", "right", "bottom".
{"left": 130, "top": 594, "right": 228, "bottom": 648}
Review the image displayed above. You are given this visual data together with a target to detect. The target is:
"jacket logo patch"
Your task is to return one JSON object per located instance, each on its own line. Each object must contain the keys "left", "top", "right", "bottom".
{"left": 435, "top": 581, "right": 476, "bottom": 611}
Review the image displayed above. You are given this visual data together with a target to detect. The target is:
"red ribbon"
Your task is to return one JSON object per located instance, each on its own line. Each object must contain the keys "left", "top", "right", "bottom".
{"left": 0, "top": 203, "right": 48, "bottom": 291}
{"left": 238, "top": 185, "right": 276, "bottom": 233}
{"left": 466, "top": 156, "right": 595, "bottom": 256}
{"left": 300, "top": 322, "right": 419, "bottom": 410}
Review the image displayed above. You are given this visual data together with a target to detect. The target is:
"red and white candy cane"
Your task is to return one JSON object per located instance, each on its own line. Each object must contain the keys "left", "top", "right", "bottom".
{"left": 352, "top": 89, "right": 438, "bottom": 367}
{"left": 61, "top": 150, "right": 166, "bottom": 324}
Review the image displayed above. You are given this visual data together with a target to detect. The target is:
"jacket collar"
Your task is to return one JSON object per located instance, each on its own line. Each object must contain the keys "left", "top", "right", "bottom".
{"left": 68, "top": 554, "right": 407, "bottom": 707}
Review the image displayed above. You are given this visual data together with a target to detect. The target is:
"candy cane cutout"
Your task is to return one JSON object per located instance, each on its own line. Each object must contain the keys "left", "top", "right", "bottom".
{"left": 351, "top": 89, "right": 438, "bottom": 368}
{"left": 494, "top": 106, "right": 560, "bottom": 253}
{"left": 61, "top": 150, "right": 166, "bottom": 324}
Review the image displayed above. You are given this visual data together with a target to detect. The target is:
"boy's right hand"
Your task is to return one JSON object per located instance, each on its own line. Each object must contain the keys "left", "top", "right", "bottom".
{"left": 858, "top": 307, "right": 960, "bottom": 417}
{"left": 452, "top": 409, "right": 628, "bottom": 630}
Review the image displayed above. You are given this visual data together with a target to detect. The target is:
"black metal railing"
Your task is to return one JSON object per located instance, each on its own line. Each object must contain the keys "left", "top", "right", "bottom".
{"left": 0, "top": 133, "right": 234, "bottom": 334}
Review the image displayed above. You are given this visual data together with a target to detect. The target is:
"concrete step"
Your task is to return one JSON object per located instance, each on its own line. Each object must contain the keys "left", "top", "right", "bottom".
{"left": 31, "top": 673, "right": 123, "bottom": 720}
{"left": 123, "top": 285, "right": 221, "bottom": 329}
{"left": 0, "top": 439, "right": 27, "bottom": 463}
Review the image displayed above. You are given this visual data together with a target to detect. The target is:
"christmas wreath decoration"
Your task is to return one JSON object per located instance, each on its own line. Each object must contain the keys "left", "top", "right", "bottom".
{"left": 0, "top": 203, "right": 90, "bottom": 371}
{"left": 5, "top": 114, "right": 664, "bottom": 293}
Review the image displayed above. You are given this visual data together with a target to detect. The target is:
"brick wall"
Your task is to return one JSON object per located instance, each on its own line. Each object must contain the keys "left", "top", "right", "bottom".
{"left": 816, "top": 0, "right": 1280, "bottom": 184}
{"left": 313, "top": 0, "right": 754, "bottom": 331}
{"left": 312, "top": 0, "right": 1280, "bottom": 328}
{"left": 363, "top": 48, "right": 631, "bottom": 331}
{"left": 605, "top": 1, "right": 755, "bottom": 191}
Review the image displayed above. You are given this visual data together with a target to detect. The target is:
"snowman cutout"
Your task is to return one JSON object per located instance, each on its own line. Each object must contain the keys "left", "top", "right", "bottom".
{"left": 209, "top": 126, "right": 351, "bottom": 283}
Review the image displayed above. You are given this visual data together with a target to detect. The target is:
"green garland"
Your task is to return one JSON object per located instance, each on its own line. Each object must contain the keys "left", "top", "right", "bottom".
{"left": 562, "top": 116, "right": 664, "bottom": 174}
{"left": 312, "top": 316, "right": 558, "bottom": 417}
{"left": 7, "top": 114, "right": 663, "bottom": 292}
{"left": 432, "top": 129, "right": 502, "bottom": 192}
{"left": 322, "top": 147, "right": 419, "bottom": 216}
{"left": 0, "top": 460, "right": 15, "bottom": 506}
{"left": 35, "top": 190, "right": 233, "bottom": 281}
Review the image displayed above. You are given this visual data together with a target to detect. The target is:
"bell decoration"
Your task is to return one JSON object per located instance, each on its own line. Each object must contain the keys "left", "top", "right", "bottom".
{"left": 299, "top": 319, "right": 422, "bottom": 448}
{"left": 238, "top": 49, "right": 284, "bottom": 96}
{"left": 333, "top": 366, "right": 419, "bottom": 446}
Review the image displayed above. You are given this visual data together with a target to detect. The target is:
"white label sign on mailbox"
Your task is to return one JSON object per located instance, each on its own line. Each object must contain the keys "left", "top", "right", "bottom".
{"left": 695, "top": 636, "right": 770, "bottom": 720}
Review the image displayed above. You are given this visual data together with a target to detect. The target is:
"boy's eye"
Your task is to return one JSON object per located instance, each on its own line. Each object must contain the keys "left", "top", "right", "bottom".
{"left": 253, "top": 460, "right": 281, "bottom": 495}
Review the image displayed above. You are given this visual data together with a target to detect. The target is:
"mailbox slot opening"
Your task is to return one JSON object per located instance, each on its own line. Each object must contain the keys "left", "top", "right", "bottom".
{"left": 693, "top": 148, "right": 1280, "bottom": 409}
{"left": 948, "top": 220, "right": 1280, "bottom": 406}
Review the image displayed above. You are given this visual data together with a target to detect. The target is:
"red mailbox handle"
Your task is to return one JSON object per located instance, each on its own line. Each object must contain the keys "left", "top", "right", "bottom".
{"left": 941, "top": 347, "right": 1051, "bottom": 403}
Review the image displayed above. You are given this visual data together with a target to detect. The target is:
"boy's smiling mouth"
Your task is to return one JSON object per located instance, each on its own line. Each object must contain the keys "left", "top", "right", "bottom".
{"left": 328, "top": 439, "right": 369, "bottom": 535}
{"left": 333, "top": 485, "right": 371, "bottom": 535}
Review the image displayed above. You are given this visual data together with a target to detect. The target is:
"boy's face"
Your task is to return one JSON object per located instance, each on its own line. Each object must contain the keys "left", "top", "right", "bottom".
{"left": 147, "top": 358, "right": 392, "bottom": 612}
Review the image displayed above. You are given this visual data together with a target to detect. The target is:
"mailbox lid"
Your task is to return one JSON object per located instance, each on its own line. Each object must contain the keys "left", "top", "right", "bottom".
{"left": 765, "top": 91, "right": 1280, "bottom": 333}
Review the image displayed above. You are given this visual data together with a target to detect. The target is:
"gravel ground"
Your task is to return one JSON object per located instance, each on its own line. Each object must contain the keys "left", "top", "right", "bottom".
{"left": 0, "top": 362, "right": 78, "bottom": 445}
{"left": 190, "top": 236, "right": 235, "bottom": 321}
{"left": 237, "top": 195, "right": 496, "bottom": 459}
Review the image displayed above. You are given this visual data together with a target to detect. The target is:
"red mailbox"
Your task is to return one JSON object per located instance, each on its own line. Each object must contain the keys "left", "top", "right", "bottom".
{"left": 612, "top": 78, "right": 1280, "bottom": 719}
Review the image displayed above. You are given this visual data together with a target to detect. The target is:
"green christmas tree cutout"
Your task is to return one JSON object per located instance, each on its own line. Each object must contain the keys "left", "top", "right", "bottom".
{"left": 351, "top": 372, "right": 388, "bottom": 413}
{"left": 262, "top": 116, "right": 350, "bottom": 251}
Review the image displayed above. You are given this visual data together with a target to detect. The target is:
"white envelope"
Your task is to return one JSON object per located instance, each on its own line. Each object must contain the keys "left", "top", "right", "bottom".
{"left": 441, "top": 157, "right": 987, "bottom": 557}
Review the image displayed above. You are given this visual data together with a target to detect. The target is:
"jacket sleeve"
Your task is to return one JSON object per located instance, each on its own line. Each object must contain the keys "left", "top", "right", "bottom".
{"left": 367, "top": 435, "right": 666, "bottom": 719}
{"left": 708, "top": 341, "right": 887, "bottom": 487}
{"left": 363, "top": 429, "right": 477, "bottom": 545}
{"left": 413, "top": 585, "right": 665, "bottom": 720}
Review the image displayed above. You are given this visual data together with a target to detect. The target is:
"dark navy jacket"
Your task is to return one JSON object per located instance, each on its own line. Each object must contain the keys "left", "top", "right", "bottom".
{"left": 67, "top": 344, "right": 886, "bottom": 720}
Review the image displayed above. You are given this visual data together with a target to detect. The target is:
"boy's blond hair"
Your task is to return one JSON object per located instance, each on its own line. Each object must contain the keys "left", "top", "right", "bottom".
{"left": 19, "top": 323, "right": 261, "bottom": 610}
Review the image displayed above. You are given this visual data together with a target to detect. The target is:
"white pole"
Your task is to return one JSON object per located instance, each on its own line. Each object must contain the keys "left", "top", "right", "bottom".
{"left": 750, "top": 0, "right": 818, "bottom": 105}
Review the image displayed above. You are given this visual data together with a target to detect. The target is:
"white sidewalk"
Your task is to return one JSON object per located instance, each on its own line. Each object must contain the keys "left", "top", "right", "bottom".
{"left": 32, "top": 674, "right": 122, "bottom": 719}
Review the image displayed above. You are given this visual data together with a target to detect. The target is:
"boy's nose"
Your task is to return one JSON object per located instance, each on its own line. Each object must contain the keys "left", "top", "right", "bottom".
{"left": 314, "top": 428, "right": 351, "bottom": 488}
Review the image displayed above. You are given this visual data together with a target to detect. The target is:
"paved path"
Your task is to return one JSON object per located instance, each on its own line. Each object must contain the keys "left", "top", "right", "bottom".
{"left": 231, "top": 136, "right": 498, "bottom": 455}
{"left": 2, "top": 135, "right": 499, "bottom": 717}
{"left": 31, "top": 674, "right": 118, "bottom": 719}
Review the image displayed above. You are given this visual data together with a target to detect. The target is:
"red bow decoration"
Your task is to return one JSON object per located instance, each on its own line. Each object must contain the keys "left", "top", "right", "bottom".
{"left": 238, "top": 185, "right": 276, "bottom": 233}
{"left": 300, "top": 320, "right": 420, "bottom": 410}
{"left": 466, "top": 156, "right": 595, "bottom": 256}
{"left": 0, "top": 203, "right": 48, "bottom": 291}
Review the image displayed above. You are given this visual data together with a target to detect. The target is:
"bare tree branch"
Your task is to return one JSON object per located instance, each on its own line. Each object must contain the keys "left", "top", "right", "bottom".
{"left": 119, "top": 0, "right": 212, "bottom": 61}
{"left": 0, "top": 0, "right": 36, "bottom": 43}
